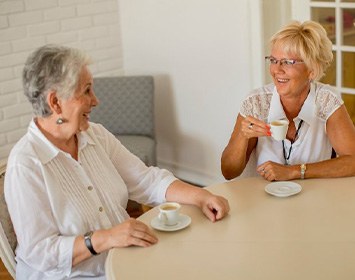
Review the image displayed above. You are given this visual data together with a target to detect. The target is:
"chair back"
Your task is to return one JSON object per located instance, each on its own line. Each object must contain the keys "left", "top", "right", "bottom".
{"left": 91, "top": 76, "right": 155, "bottom": 138}
{"left": 0, "top": 160, "right": 16, "bottom": 278}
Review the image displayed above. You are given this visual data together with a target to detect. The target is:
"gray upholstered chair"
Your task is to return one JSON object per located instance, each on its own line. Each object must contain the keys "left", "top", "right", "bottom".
{"left": 0, "top": 160, "right": 16, "bottom": 278}
{"left": 91, "top": 76, "right": 156, "bottom": 166}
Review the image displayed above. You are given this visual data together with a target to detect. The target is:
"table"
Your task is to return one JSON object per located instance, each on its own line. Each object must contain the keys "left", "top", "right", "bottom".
{"left": 105, "top": 176, "right": 355, "bottom": 280}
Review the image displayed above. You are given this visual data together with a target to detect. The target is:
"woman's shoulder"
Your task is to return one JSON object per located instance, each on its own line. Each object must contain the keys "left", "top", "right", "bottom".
{"left": 246, "top": 83, "right": 274, "bottom": 98}
{"left": 314, "top": 82, "right": 341, "bottom": 98}
{"left": 240, "top": 83, "right": 274, "bottom": 118}
{"left": 7, "top": 134, "right": 40, "bottom": 171}
{"left": 314, "top": 82, "right": 344, "bottom": 120}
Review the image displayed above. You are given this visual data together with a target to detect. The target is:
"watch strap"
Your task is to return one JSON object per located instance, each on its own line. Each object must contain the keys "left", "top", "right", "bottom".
{"left": 300, "top": 163, "right": 307, "bottom": 179}
{"left": 84, "top": 231, "right": 99, "bottom": 255}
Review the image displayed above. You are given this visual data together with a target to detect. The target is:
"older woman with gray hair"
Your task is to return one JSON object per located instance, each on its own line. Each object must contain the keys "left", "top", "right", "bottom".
{"left": 222, "top": 20, "right": 355, "bottom": 181}
{"left": 5, "top": 44, "right": 229, "bottom": 279}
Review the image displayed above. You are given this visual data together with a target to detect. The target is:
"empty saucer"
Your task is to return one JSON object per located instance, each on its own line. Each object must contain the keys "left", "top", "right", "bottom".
{"left": 265, "top": 181, "right": 302, "bottom": 197}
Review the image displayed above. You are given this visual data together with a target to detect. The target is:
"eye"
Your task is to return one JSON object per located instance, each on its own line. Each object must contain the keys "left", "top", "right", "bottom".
{"left": 284, "top": 59, "right": 295, "bottom": 66}
{"left": 269, "top": 58, "right": 278, "bottom": 64}
{"left": 85, "top": 87, "right": 91, "bottom": 95}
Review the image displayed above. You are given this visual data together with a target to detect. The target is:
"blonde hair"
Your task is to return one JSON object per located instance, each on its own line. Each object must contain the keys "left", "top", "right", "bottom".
{"left": 270, "top": 20, "right": 333, "bottom": 81}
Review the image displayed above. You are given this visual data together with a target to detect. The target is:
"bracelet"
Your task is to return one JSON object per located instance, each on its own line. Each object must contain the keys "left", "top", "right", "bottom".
{"left": 300, "top": 163, "right": 307, "bottom": 180}
{"left": 84, "top": 231, "right": 99, "bottom": 255}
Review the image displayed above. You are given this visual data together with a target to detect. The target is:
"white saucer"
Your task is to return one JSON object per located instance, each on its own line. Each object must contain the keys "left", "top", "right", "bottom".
{"left": 150, "top": 214, "right": 191, "bottom": 232}
{"left": 265, "top": 181, "right": 302, "bottom": 197}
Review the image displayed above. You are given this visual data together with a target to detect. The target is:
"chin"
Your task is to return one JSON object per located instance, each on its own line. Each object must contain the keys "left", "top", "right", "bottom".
{"left": 275, "top": 84, "right": 290, "bottom": 95}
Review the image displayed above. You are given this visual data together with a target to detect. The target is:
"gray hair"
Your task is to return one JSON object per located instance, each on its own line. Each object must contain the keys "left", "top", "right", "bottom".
{"left": 270, "top": 20, "right": 333, "bottom": 81}
{"left": 23, "top": 44, "right": 92, "bottom": 117}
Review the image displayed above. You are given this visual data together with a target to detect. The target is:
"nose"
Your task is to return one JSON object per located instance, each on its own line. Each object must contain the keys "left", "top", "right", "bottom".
{"left": 91, "top": 91, "right": 99, "bottom": 107}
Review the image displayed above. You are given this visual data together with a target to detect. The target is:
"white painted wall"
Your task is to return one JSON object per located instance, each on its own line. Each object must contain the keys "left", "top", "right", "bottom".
{"left": 0, "top": 0, "right": 124, "bottom": 160}
{"left": 119, "top": 0, "right": 264, "bottom": 185}
{"left": 0, "top": 0, "right": 295, "bottom": 186}
{"left": 263, "top": 0, "right": 292, "bottom": 83}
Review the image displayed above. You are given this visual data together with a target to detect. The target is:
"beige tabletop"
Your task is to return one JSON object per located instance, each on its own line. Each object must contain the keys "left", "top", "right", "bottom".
{"left": 105, "top": 176, "right": 355, "bottom": 280}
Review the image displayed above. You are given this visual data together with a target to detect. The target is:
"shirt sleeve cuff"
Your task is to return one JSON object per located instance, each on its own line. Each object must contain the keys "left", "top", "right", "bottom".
{"left": 58, "top": 236, "right": 76, "bottom": 277}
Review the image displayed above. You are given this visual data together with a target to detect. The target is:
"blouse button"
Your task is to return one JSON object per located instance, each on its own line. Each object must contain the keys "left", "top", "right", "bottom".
{"left": 88, "top": 186, "right": 93, "bottom": 191}
{"left": 99, "top": 207, "right": 104, "bottom": 212}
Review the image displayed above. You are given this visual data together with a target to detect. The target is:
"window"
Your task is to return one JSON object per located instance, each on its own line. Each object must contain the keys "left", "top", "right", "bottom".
{"left": 310, "top": 0, "right": 355, "bottom": 123}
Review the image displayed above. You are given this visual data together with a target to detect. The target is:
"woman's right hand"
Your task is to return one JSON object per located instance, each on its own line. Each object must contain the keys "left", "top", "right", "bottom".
{"left": 108, "top": 218, "right": 158, "bottom": 248}
{"left": 241, "top": 116, "right": 271, "bottom": 139}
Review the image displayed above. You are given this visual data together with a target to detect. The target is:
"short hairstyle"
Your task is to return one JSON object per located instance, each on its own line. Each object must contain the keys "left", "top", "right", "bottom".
{"left": 22, "top": 44, "right": 92, "bottom": 117}
{"left": 270, "top": 20, "right": 333, "bottom": 81}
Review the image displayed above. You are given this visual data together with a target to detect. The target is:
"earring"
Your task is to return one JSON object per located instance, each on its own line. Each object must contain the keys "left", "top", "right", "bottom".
{"left": 56, "top": 118, "right": 64, "bottom": 125}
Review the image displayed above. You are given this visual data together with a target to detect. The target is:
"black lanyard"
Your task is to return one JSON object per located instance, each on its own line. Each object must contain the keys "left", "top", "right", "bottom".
{"left": 282, "top": 120, "right": 304, "bottom": 165}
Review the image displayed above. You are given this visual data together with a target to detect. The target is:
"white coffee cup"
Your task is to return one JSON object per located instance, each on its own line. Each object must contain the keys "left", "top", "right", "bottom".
{"left": 158, "top": 202, "right": 181, "bottom": 226}
{"left": 270, "top": 119, "right": 289, "bottom": 141}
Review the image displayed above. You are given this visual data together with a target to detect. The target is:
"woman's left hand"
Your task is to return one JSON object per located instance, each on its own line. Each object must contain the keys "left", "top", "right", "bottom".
{"left": 257, "top": 161, "right": 298, "bottom": 181}
{"left": 199, "top": 191, "right": 230, "bottom": 222}
{"left": 166, "top": 180, "right": 230, "bottom": 222}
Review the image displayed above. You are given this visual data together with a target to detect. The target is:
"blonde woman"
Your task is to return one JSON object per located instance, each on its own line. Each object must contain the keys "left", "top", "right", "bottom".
{"left": 221, "top": 20, "right": 355, "bottom": 181}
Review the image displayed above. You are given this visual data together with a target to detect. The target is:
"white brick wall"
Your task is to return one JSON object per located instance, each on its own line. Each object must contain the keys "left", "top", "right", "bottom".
{"left": 0, "top": 0, "right": 124, "bottom": 161}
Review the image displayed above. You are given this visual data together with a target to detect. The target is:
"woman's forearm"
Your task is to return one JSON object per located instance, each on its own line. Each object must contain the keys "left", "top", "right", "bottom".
{"left": 300, "top": 155, "right": 355, "bottom": 179}
{"left": 165, "top": 180, "right": 210, "bottom": 207}
{"left": 72, "top": 229, "right": 112, "bottom": 267}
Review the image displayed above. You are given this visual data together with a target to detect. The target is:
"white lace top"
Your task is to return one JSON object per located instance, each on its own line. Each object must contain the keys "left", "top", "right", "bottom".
{"left": 240, "top": 82, "right": 343, "bottom": 166}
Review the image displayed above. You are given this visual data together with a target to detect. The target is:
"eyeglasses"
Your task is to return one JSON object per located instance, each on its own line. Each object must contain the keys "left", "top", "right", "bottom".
{"left": 265, "top": 56, "right": 304, "bottom": 67}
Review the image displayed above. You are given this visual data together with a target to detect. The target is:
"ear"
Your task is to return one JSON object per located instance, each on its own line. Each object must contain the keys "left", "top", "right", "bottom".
{"left": 47, "top": 91, "right": 62, "bottom": 114}
{"left": 308, "top": 70, "right": 315, "bottom": 81}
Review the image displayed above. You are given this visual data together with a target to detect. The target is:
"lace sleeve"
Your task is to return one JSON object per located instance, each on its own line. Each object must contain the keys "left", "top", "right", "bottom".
{"left": 315, "top": 87, "right": 344, "bottom": 121}
{"left": 240, "top": 92, "right": 272, "bottom": 120}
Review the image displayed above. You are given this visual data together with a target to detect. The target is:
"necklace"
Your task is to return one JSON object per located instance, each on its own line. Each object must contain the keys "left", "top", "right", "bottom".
{"left": 282, "top": 120, "right": 304, "bottom": 165}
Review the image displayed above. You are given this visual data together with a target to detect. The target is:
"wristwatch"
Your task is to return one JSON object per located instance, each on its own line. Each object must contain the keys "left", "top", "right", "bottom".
{"left": 300, "top": 163, "right": 307, "bottom": 179}
{"left": 84, "top": 231, "right": 99, "bottom": 255}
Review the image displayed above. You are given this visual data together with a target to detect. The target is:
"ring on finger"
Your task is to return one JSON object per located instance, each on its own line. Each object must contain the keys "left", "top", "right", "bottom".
{"left": 248, "top": 123, "right": 254, "bottom": 130}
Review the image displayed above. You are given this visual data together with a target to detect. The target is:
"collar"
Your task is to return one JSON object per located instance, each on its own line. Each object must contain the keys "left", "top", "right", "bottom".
{"left": 267, "top": 82, "right": 315, "bottom": 125}
{"left": 28, "top": 119, "right": 96, "bottom": 164}
{"left": 267, "top": 85, "right": 286, "bottom": 123}
{"left": 297, "top": 82, "right": 315, "bottom": 125}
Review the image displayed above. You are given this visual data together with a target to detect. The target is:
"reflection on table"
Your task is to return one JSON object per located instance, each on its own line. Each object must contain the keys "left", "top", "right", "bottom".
{"left": 105, "top": 176, "right": 355, "bottom": 280}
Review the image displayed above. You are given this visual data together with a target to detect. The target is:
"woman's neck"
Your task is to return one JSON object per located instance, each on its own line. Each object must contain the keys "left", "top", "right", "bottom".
{"left": 280, "top": 83, "right": 310, "bottom": 120}
{"left": 35, "top": 117, "right": 78, "bottom": 160}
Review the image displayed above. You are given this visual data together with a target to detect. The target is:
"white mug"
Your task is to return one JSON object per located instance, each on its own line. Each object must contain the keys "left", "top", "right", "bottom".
{"left": 158, "top": 202, "right": 181, "bottom": 226}
{"left": 270, "top": 119, "right": 289, "bottom": 141}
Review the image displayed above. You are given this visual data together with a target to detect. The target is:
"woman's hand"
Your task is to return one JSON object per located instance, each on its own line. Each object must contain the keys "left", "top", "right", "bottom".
{"left": 257, "top": 161, "right": 299, "bottom": 181}
{"left": 242, "top": 116, "right": 271, "bottom": 139}
{"left": 108, "top": 218, "right": 158, "bottom": 248}
{"left": 73, "top": 218, "right": 158, "bottom": 266}
{"left": 165, "top": 180, "right": 230, "bottom": 222}
{"left": 197, "top": 190, "right": 230, "bottom": 222}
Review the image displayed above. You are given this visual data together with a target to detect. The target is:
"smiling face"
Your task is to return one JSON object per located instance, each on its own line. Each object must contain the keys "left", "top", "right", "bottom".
{"left": 269, "top": 43, "right": 313, "bottom": 100}
{"left": 60, "top": 66, "right": 98, "bottom": 132}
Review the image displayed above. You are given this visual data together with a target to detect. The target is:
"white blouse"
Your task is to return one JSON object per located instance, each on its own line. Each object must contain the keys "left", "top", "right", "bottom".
{"left": 5, "top": 120, "right": 177, "bottom": 279}
{"left": 240, "top": 82, "right": 343, "bottom": 166}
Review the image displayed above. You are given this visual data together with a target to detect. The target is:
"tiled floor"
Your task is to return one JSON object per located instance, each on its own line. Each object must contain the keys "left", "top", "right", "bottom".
{"left": 0, "top": 259, "right": 12, "bottom": 280}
